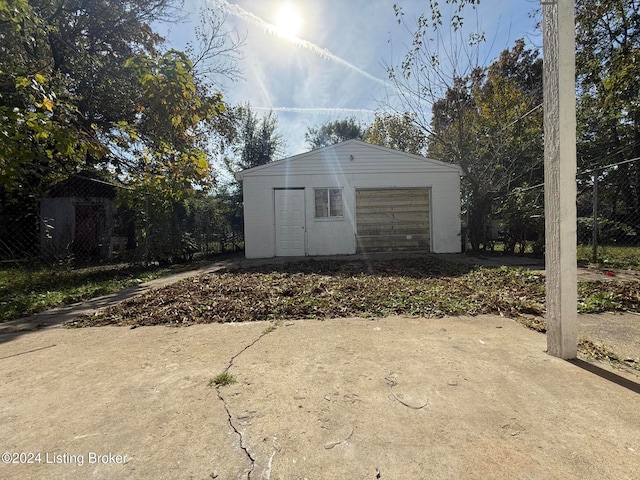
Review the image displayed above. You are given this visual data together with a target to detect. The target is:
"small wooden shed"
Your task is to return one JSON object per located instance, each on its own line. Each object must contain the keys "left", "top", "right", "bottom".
{"left": 40, "top": 174, "right": 118, "bottom": 260}
{"left": 235, "top": 140, "right": 462, "bottom": 258}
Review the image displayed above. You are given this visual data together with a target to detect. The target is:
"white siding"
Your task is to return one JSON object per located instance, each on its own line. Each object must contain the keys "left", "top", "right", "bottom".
{"left": 237, "top": 141, "right": 459, "bottom": 179}
{"left": 239, "top": 140, "right": 461, "bottom": 258}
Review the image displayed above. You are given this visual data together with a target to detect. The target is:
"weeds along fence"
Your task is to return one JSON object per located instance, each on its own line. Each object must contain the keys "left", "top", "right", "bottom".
{"left": 0, "top": 173, "right": 243, "bottom": 268}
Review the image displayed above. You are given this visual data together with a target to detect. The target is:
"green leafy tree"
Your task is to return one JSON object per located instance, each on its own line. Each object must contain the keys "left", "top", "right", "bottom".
{"left": 0, "top": 0, "right": 108, "bottom": 194}
{"left": 1, "top": 0, "right": 235, "bottom": 196}
{"left": 427, "top": 43, "right": 543, "bottom": 251}
{"left": 119, "top": 50, "right": 225, "bottom": 196}
{"left": 224, "top": 104, "right": 285, "bottom": 173}
{"left": 576, "top": 0, "right": 640, "bottom": 236}
{"left": 0, "top": 0, "right": 241, "bottom": 262}
{"left": 304, "top": 117, "right": 365, "bottom": 150}
{"left": 110, "top": 50, "right": 227, "bottom": 263}
{"left": 387, "top": 0, "right": 543, "bottom": 251}
{"left": 365, "top": 112, "right": 427, "bottom": 154}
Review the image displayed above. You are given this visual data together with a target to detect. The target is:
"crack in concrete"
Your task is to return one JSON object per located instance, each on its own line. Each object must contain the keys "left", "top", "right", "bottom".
{"left": 214, "top": 325, "right": 277, "bottom": 479}
{"left": 217, "top": 388, "right": 256, "bottom": 479}
{"left": 223, "top": 328, "right": 270, "bottom": 374}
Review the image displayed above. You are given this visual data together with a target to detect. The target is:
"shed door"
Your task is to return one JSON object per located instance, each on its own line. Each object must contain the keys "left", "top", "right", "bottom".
{"left": 74, "top": 204, "right": 104, "bottom": 257}
{"left": 356, "top": 188, "right": 430, "bottom": 252}
{"left": 275, "top": 189, "right": 306, "bottom": 256}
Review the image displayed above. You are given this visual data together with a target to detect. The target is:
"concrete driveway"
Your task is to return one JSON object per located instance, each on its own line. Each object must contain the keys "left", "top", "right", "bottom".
{"left": 1, "top": 315, "right": 638, "bottom": 479}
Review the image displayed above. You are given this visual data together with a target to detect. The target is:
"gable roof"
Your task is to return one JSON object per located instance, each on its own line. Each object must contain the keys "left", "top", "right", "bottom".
{"left": 234, "top": 139, "right": 462, "bottom": 181}
{"left": 47, "top": 172, "right": 117, "bottom": 199}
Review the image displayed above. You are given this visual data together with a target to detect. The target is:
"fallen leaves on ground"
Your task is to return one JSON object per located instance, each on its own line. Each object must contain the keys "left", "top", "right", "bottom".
{"left": 67, "top": 257, "right": 640, "bottom": 328}
{"left": 579, "top": 339, "right": 640, "bottom": 370}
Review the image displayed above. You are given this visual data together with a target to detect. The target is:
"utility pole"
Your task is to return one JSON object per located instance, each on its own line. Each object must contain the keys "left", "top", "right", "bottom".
{"left": 543, "top": 0, "right": 578, "bottom": 359}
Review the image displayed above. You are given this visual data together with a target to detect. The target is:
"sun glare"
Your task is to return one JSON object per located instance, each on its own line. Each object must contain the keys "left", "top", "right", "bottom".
{"left": 274, "top": 2, "right": 303, "bottom": 39}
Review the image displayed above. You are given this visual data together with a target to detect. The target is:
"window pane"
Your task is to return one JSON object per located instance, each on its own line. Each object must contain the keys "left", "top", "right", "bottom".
{"left": 329, "top": 189, "right": 343, "bottom": 217}
{"left": 315, "top": 189, "right": 328, "bottom": 217}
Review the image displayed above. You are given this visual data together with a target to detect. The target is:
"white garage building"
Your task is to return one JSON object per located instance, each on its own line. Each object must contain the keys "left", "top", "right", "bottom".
{"left": 235, "top": 140, "right": 462, "bottom": 258}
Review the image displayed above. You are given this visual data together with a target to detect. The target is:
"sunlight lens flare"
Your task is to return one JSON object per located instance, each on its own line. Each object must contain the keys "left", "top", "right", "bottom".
{"left": 215, "top": 0, "right": 390, "bottom": 86}
{"left": 274, "top": 2, "right": 303, "bottom": 39}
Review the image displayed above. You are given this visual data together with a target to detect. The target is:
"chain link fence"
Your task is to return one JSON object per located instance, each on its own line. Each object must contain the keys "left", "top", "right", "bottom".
{"left": 0, "top": 173, "right": 243, "bottom": 269}
{"left": 578, "top": 157, "right": 640, "bottom": 267}
{"left": 461, "top": 157, "right": 640, "bottom": 269}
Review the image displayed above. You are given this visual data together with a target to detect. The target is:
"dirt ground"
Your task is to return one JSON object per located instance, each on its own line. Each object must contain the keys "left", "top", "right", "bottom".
{"left": 1, "top": 315, "right": 639, "bottom": 480}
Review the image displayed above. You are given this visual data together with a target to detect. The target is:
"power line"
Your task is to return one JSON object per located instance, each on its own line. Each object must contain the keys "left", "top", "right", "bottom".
{"left": 501, "top": 103, "right": 542, "bottom": 132}
{"left": 507, "top": 155, "right": 640, "bottom": 196}
{"left": 580, "top": 156, "right": 640, "bottom": 175}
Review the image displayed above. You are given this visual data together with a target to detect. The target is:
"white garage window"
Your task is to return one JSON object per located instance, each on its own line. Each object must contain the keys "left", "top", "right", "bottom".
{"left": 314, "top": 188, "right": 343, "bottom": 218}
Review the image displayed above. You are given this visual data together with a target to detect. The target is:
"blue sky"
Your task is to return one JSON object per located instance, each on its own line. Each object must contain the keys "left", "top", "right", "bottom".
{"left": 161, "top": 0, "right": 542, "bottom": 157}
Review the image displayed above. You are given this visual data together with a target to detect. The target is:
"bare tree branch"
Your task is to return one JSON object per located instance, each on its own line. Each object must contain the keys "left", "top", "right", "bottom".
{"left": 187, "top": 7, "right": 245, "bottom": 89}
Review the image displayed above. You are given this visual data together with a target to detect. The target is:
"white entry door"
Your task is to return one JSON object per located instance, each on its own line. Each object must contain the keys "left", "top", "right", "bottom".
{"left": 275, "top": 189, "right": 306, "bottom": 256}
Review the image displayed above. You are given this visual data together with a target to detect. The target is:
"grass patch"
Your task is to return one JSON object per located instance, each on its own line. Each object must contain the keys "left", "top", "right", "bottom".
{"left": 209, "top": 372, "right": 236, "bottom": 386}
{"left": 262, "top": 320, "right": 282, "bottom": 335}
{"left": 0, "top": 262, "right": 193, "bottom": 322}
{"left": 577, "top": 244, "right": 640, "bottom": 269}
{"left": 578, "top": 281, "right": 640, "bottom": 313}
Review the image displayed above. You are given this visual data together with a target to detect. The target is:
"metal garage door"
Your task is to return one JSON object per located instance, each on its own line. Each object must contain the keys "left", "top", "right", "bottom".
{"left": 356, "top": 188, "right": 430, "bottom": 252}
